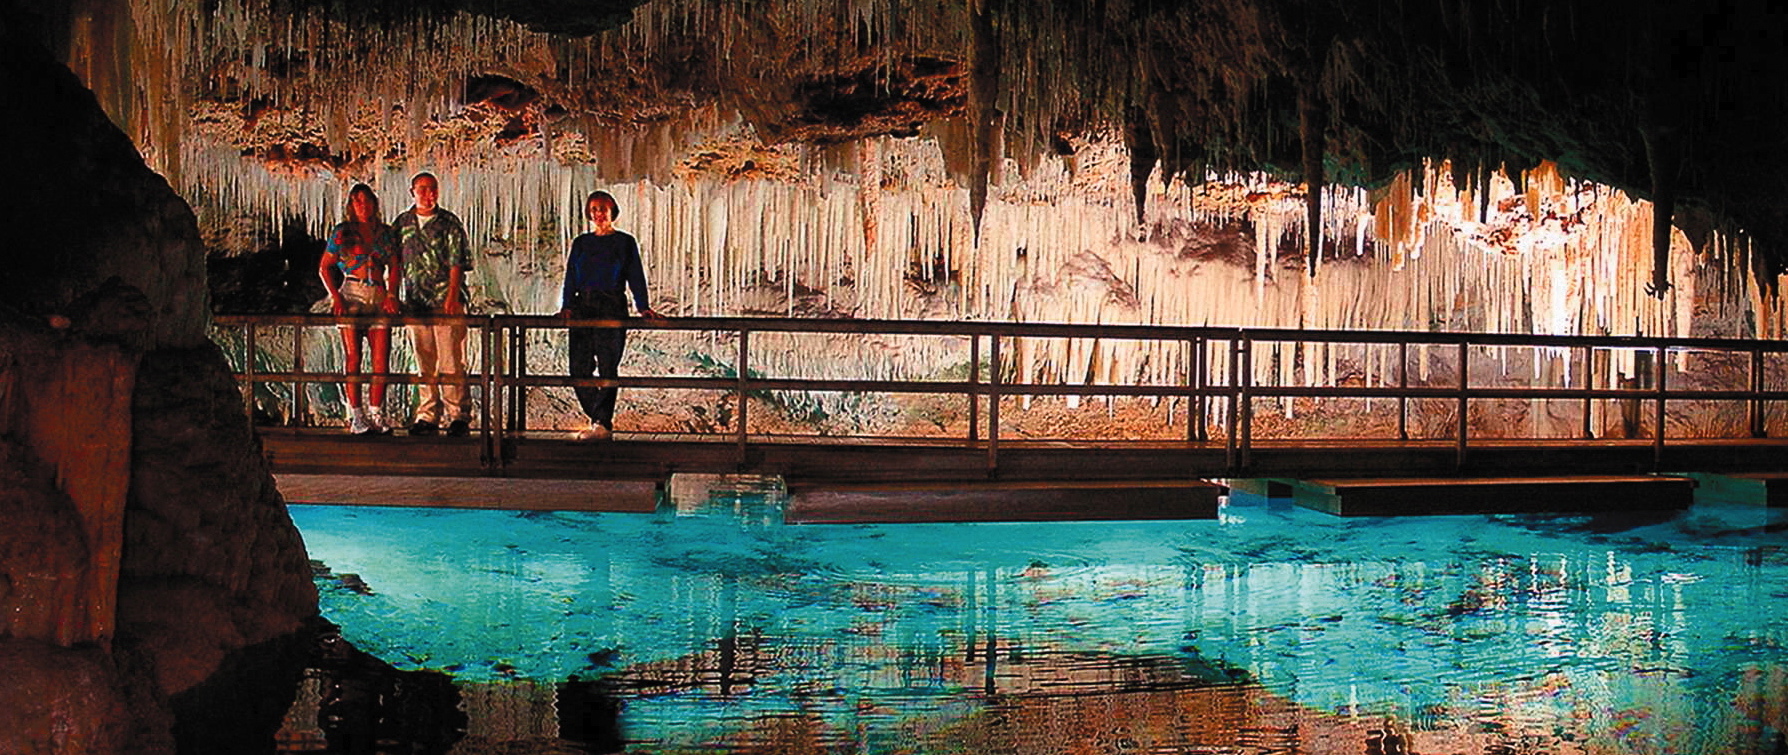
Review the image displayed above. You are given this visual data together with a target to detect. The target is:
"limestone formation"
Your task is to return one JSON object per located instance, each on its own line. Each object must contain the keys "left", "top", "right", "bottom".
{"left": 0, "top": 3, "right": 320, "bottom": 751}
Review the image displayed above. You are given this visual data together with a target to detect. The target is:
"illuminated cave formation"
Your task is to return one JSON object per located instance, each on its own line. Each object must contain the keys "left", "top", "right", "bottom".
{"left": 56, "top": 0, "right": 1788, "bottom": 335}
{"left": 43, "top": 0, "right": 1788, "bottom": 417}
{"left": 5, "top": 0, "right": 1788, "bottom": 750}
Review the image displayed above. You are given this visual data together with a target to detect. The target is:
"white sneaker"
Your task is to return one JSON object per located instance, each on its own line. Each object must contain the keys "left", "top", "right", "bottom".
{"left": 574, "top": 422, "right": 612, "bottom": 441}
{"left": 347, "top": 407, "right": 373, "bottom": 435}
{"left": 365, "top": 407, "right": 391, "bottom": 435}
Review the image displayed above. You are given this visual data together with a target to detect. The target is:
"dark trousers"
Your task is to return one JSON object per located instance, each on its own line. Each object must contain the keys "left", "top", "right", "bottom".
{"left": 567, "top": 293, "right": 629, "bottom": 427}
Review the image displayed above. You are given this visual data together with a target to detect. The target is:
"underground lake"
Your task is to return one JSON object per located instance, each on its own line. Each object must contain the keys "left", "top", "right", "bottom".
{"left": 276, "top": 484, "right": 1788, "bottom": 753}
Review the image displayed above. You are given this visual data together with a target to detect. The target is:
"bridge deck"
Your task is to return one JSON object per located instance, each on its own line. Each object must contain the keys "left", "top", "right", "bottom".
{"left": 258, "top": 426, "right": 1788, "bottom": 483}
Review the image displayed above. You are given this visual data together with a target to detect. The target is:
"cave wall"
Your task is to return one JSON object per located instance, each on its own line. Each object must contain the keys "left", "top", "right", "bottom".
{"left": 0, "top": 3, "right": 319, "bottom": 752}
{"left": 2, "top": 0, "right": 206, "bottom": 352}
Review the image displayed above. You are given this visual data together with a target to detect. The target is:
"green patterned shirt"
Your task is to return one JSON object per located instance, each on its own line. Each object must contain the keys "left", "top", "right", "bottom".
{"left": 392, "top": 207, "right": 471, "bottom": 311}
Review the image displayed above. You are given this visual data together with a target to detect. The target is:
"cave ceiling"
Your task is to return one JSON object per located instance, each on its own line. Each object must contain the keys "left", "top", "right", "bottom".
{"left": 47, "top": 0, "right": 1788, "bottom": 267}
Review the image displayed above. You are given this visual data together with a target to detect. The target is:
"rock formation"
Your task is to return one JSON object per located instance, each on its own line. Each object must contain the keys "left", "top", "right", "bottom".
{"left": 0, "top": 3, "right": 318, "bottom": 752}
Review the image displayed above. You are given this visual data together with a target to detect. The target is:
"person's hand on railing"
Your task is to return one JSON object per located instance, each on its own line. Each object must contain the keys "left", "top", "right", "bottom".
{"left": 329, "top": 292, "right": 346, "bottom": 316}
{"left": 379, "top": 293, "right": 401, "bottom": 316}
{"left": 557, "top": 307, "right": 573, "bottom": 319}
{"left": 639, "top": 308, "right": 667, "bottom": 322}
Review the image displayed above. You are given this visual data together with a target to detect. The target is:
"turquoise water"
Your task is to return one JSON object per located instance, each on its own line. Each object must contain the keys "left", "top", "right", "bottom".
{"left": 288, "top": 490, "right": 1788, "bottom": 753}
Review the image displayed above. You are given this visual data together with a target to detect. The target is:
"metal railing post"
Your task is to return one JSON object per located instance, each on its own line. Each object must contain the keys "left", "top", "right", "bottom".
{"left": 1240, "top": 338, "right": 1254, "bottom": 468}
{"left": 1580, "top": 345, "right": 1593, "bottom": 439}
{"left": 242, "top": 322, "right": 258, "bottom": 420}
{"left": 1224, "top": 339, "right": 1239, "bottom": 470}
{"left": 1456, "top": 341, "right": 1469, "bottom": 468}
{"left": 736, "top": 328, "right": 750, "bottom": 461}
{"left": 496, "top": 318, "right": 512, "bottom": 465}
{"left": 1397, "top": 341, "right": 1409, "bottom": 441}
{"left": 515, "top": 321, "right": 529, "bottom": 436}
{"left": 988, "top": 335, "right": 1001, "bottom": 474}
{"left": 291, "top": 324, "right": 306, "bottom": 426}
{"left": 1654, "top": 344, "right": 1667, "bottom": 469}
{"left": 1188, "top": 338, "right": 1203, "bottom": 443}
{"left": 479, "top": 316, "right": 497, "bottom": 469}
{"left": 503, "top": 320, "right": 516, "bottom": 435}
{"left": 1751, "top": 346, "right": 1765, "bottom": 438}
{"left": 968, "top": 334, "right": 981, "bottom": 444}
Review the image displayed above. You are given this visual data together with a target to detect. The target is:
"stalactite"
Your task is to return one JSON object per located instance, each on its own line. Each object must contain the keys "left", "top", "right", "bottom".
{"left": 857, "top": 140, "right": 881, "bottom": 259}
{"left": 1298, "top": 79, "right": 1325, "bottom": 278}
{"left": 1642, "top": 126, "right": 1679, "bottom": 299}
{"left": 54, "top": 0, "right": 1782, "bottom": 409}
{"left": 1126, "top": 108, "right": 1157, "bottom": 228}
{"left": 966, "top": 0, "right": 999, "bottom": 244}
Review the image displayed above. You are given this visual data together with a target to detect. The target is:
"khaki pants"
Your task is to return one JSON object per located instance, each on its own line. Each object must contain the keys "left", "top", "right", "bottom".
{"left": 411, "top": 322, "right": 470, "bottom": 423}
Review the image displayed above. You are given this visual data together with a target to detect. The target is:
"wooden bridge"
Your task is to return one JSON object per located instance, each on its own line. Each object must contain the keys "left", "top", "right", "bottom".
{"left": 217, "top": 314, "right": 1788, "bottom": 520}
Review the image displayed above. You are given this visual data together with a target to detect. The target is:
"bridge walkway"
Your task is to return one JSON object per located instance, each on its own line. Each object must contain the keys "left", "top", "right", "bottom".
{"left": 218, "top": 313, "right": 1788, "bottom": 518}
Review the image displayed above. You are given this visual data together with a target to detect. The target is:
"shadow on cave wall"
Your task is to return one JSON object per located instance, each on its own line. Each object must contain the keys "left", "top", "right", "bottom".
{"left": 208, "top": 220, "right": 328, "bottom": 315}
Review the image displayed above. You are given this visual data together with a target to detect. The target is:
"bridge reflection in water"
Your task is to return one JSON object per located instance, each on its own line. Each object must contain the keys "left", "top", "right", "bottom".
{"left": 275, "top": 480, "right": 1788, "bottom": 753}
{"left": 218, "top": 313, "right": 1788, "bottom": 516}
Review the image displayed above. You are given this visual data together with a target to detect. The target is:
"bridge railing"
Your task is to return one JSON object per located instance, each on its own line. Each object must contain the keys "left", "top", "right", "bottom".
{"left": 212, "top": 313, "right": 1788, "bottom": 470}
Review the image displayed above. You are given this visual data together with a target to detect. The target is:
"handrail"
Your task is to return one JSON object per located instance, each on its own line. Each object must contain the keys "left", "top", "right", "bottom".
{"left": 211, "top": 312, "right": 1787, "bottom": 475}
{"left": 215, "top": 312, "right": 1788, "bottom": 352}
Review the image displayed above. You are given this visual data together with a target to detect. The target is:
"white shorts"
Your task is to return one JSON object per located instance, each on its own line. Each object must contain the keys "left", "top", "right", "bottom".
{"left": 337, "top": 280, "right": 390, "bottom": 330}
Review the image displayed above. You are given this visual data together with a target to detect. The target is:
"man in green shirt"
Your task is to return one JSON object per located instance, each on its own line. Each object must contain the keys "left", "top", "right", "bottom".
{"left": 392, "top": 172, "right": 474, "bottom": 436}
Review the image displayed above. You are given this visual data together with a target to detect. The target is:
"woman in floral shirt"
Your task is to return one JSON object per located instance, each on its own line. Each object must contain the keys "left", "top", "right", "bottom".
{"left": 318, "top": 183, "right": 400, "bottom": 435}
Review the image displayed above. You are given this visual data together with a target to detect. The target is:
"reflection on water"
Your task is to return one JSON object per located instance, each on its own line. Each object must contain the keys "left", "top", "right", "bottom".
{"left": 283, "top": 486, "right": 1788, "bottom": 753}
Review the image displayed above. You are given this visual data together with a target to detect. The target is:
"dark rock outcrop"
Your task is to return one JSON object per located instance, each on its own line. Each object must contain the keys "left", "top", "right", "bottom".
{"left": 0, "top": 3, "right": 320, "bottom": 752}
{"left": 117, "top": 344, "right": 319, "bottom": 701}
{"left": 0, "top": 639, "right": 130, "bottom": 753}
{"left": 2, "top": 1, "right": 208, "bottom": 350}
{"left": 0, "top": 275, "right": 321, "bottom": 755}
{"left": 0, "top": 320, "right": 136, "bottom": 648}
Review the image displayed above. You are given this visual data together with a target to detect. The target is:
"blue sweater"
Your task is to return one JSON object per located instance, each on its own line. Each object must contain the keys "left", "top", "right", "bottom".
{"left": 561, "top": 231, "right": 651, "bottom": 313}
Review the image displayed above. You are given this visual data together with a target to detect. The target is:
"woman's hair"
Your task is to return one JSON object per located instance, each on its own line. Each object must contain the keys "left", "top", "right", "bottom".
{"left": 586, "top": 190, "right": 619, "bottom": 220}
{"left": 344, "top": 183, "right": 383, "bottom": 225}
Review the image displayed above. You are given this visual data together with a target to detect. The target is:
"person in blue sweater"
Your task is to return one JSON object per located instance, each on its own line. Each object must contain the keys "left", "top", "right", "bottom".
{"left": 557, "top": 190, "right": 665, "bottom": 440}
